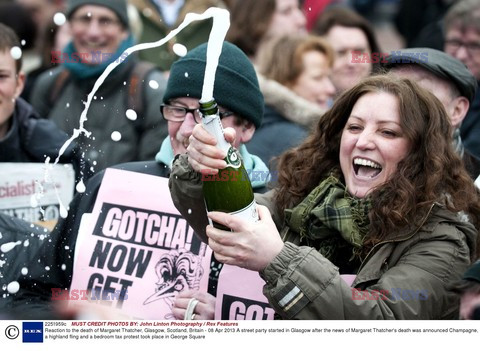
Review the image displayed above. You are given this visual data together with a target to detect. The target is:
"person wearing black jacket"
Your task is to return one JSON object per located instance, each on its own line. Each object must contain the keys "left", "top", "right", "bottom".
{"left": 0, "top": 23, "right": 87, "bottom": 182}
{"left": 0, "top": 212, "right": 51, "bottom": 317}
{"left": 4, "top": 161, "right": 169, "bottom": 319}
{"left": 0, "top": 23, "right": 89, "bottom": 319}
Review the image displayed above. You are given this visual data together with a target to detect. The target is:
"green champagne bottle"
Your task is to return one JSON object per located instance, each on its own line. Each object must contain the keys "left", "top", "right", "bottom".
{"left": 199, "top": 99, "right": 258, "bottom": 229}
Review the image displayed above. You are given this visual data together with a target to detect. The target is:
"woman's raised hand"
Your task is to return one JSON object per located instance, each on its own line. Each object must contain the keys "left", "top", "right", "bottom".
{"left": 206, "top": 205, "right": 284, "bottom": 272}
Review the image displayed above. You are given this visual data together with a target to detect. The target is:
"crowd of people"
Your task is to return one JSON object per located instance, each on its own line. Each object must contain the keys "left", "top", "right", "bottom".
{"left": 1, "top": 0, "right": 480, "bottom": 320}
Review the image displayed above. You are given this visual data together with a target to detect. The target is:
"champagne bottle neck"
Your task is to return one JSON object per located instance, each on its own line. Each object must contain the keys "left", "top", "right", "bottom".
{"left": 199, "top": 99, "right": 218, "bottom": 116}
{"left": 199, "top": 98, "right": 235, "bottom": 165}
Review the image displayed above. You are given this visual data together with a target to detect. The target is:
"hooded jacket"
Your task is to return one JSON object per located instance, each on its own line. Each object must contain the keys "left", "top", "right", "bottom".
{"left": 246, "top": 74, "right": 327, "bottom": 167}
{"left": 168, "top": 153, "right": 478, "bottom": 319}
{"left": 29, "top": 56, "right": 168, "bottom": 172}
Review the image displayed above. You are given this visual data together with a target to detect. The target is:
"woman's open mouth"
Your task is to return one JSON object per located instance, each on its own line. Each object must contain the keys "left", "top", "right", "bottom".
{"left": 353, "top": 157, "right": 382, "bottom": 178}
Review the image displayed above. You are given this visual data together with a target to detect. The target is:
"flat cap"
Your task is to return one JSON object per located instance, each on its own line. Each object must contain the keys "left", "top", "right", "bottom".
{"left": 383, "top": 47, "right": 477, "bottom": 103}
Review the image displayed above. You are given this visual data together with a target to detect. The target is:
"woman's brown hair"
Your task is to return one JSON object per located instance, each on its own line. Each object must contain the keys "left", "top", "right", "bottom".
{"left": 313, "top": 6, "right": 380, "bottom": 55}
{"left": 226, "top": 0, "right": 276, "bottom": 57}
{"left": 275, "top": 74, "right": 480, "bottom": 257}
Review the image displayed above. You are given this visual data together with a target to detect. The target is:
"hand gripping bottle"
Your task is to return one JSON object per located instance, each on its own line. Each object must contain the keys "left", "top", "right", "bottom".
{"left": 199, "top": 99, "right": 258, "bottom": 229}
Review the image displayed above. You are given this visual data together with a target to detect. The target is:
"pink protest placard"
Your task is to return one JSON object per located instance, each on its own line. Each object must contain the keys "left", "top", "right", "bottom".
{"left": 215, "top": 264, "right": 275, "bottom": 320}
{"left": 214, "top": 270, "right": 357, "bottom": 320}
{"left": 69, "top": 168, "right": 211, "bottom": 319}
{"left": 341, "top": 274, "right": 357, "bottom": 286}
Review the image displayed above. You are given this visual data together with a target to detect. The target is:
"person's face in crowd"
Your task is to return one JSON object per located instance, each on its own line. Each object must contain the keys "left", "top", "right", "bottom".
{"left": 69, "top": 5, "right": 128, "bottom": 65}
{"left": 392, "top": 66, "right": 468, "bottom": 130}
{"left": 290, "top": 50, "right": 335, "bottom": 109}
{"left": 0, "top": 49, "right": 25, "bottom": 139}
{"left": 265, "top": 0, "right": 307, "bottom": 38}
{"left": 340, "top": 92, "right": 410, "bottom": 198}
{"left": 445, "top": 26, "right": 480, "bottom": 81}
{"left": 325, "top": 25, "right": 372, "bottom": 94}
{"left": 166, "top": 97, "right": 255, "bottom": 155}
{"left": 460, "top": 291, "right": 480, "bottom": 320}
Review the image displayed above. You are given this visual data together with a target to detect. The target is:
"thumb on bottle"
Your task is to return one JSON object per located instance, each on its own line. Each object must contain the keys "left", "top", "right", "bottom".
{"left": 257, "top": 205, "right": 273, "bottom": 222}
{"left": 223, "top": 127, "right": 237, "bottom": 144}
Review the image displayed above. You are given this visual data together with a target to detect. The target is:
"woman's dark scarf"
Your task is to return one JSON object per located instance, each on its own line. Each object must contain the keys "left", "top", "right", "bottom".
{"left": 284, "top": 174, "right": 371, "bottom": 262}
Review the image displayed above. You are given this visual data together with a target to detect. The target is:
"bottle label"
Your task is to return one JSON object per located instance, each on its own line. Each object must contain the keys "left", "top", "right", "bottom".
{"left": 202, "top": 114, "right": 231, "bottom": 155}
{"left": 230, "top": 200, "right": 258, "bottom": 223}
{"left": 207, "top": 200, "right": 259, "bottom": 229}
{"left": 226, "top": 147, "right": 241, "bottom": 168}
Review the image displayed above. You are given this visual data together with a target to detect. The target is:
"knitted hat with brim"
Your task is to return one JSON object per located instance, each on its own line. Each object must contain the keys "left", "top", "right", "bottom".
{"left": 163, "top": 41, "right": 264, "bottom": 128}
{"left": 383, "top": 47, "right": 477, "bottom": 103}
{"left": 66, "top": 0, "right": 129, "bottom": 28}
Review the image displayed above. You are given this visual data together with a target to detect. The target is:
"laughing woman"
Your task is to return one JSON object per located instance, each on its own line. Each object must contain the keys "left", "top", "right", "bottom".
{"left": 169, "top": 75, "right": 480, "bottom": 319}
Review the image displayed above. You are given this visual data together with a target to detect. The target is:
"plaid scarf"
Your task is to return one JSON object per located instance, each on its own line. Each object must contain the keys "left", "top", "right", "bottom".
{"left": 284, "top": 175, "right": 371, "bottom": 261}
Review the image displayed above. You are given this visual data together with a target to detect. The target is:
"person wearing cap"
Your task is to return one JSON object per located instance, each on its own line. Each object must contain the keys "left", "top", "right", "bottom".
{"left": 450, "top": 260, "right": 480, "bottom": 319}
{"left": 8, "top": 41, "right": 269, "bottom": 320}
{"left": 29, "top": 0, "right": 168, "bottom": 172}
{"left": 444, "top": 0, "right": 480, "bottom": 159}
{"left": 383, "top": 47, "right": 480, "bottom": 181}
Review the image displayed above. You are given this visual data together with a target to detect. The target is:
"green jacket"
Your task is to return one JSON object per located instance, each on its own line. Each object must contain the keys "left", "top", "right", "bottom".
{"left": 30, "top": 58, "right": 168, "bottom": 171}
{"left": 131, "top": 0, "right": 226, "bottom": 71}
{"left": 169, "top": 154, "right": 478, "bottom": 319}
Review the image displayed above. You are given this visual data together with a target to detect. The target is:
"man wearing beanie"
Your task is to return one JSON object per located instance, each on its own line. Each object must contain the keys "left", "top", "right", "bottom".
{"left": 383, "top": 47, "right": 480, "bottom": 182}
{"left": 166, "top": 41, "right": 274, "bottom": 318}
{"left": 9, "top": 41, "right": 269, "bottom": 320}
{"left": 159, "top": 40, "right": 265, "bottom": 156}
{"left": 29, "top": 0, "right": 168, "bottom": 171}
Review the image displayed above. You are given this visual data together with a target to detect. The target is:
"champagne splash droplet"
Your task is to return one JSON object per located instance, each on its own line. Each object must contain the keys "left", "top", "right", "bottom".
{"left": 76, "top": 179, "right": 86, "bottom": 193}
{"left": 10, "top": 46, "right": 22, "bottom": 60}
{"left": 111, "top": 131, "right": 122, "bottom": 141}
{"left": 7, "top": 281, "right": 20, "bottom": 294}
